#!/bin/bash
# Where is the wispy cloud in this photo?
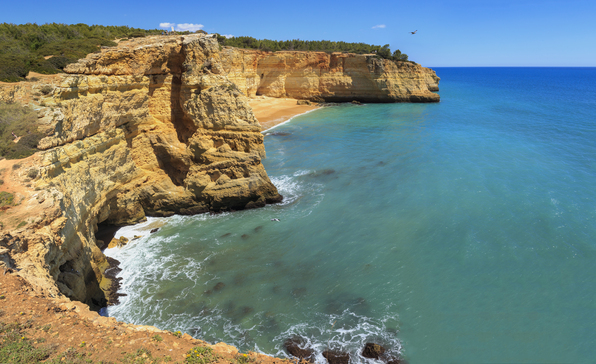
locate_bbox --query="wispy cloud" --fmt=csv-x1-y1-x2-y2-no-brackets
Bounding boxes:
372,24,386,29
159,23,205,32
221,34,234,38
176,23,204,32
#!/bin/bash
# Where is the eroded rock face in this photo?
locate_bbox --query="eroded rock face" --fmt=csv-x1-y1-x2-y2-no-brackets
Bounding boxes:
0,34,439,311
0,35,281,309
219,48,440,103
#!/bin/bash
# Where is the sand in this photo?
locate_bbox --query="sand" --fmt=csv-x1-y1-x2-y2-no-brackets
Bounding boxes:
249,96,320,131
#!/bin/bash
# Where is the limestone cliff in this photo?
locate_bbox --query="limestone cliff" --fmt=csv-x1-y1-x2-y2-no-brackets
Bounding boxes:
0,34,440,312
219,48,440,102
0,34,281,309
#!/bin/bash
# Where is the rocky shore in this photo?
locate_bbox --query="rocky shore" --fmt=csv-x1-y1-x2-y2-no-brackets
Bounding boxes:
0,33,438,362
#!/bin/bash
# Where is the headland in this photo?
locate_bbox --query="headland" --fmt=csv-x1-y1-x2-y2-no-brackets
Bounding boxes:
0,33,439,362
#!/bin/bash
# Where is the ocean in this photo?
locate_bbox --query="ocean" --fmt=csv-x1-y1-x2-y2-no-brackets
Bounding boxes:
106,67,596,363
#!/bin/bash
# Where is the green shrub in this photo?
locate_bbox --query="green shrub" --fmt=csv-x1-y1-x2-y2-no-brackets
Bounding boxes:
0,322,53,363
185,346,218,364
0,191,14,206
0,102,41,159
0,23,161,82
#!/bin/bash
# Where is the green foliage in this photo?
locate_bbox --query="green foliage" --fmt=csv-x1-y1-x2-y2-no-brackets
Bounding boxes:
185,346,218,364
217,35,412,62
0,191,14,206
0,101,42,159
234,353,256,364
120,347,160,364
0,322,52,363
0,23,162,82
16,221,27,228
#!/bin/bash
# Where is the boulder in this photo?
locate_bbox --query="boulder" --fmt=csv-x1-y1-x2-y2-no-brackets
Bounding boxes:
284,337,315,363
362,343,385,359
322,350,350,364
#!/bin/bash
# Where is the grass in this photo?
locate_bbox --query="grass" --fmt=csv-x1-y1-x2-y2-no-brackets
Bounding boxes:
1,312,243,364
0,102,43,160
0,191,14,207
0,322,52,363
185,346,219,364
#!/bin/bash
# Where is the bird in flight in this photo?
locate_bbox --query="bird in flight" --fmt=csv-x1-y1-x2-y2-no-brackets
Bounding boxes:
410,30,418,34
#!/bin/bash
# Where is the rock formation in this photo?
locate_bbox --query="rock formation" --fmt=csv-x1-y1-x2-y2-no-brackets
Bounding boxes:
0,34,282,309
220,48,440,102
0,34,439,313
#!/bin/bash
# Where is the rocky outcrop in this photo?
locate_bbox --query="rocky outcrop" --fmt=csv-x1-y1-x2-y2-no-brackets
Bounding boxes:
219,48,440,102
0,34,439,313
0,34,282,309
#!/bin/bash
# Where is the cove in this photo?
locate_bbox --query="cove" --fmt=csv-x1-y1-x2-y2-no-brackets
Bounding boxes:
106,68,596,364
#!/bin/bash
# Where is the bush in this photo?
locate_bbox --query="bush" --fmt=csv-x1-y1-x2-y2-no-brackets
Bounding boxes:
0,23,161,82
0,102,41,159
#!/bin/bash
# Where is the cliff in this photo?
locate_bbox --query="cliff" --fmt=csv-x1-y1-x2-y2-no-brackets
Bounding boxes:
0,34,282,309
0,34,439,314
220,48,440,102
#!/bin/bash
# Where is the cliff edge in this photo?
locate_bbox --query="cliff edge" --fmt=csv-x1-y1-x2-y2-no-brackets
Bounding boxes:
221,48,440,103
0,34,282,310
0,34,439,316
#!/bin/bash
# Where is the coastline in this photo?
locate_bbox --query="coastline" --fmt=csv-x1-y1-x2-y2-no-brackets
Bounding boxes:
249,96,320,131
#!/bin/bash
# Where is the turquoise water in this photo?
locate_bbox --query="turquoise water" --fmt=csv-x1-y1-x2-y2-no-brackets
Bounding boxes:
107,68,596,363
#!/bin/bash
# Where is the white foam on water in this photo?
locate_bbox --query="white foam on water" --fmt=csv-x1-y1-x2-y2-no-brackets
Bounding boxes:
105,228,210,322
270,175,303,205
262,108,321,133
271,311,402,364
293,170,312,177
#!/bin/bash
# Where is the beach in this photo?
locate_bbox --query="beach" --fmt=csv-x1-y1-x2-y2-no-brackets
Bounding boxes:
248,96,320,131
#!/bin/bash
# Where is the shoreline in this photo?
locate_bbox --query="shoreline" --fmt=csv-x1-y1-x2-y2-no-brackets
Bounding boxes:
248,96,321,131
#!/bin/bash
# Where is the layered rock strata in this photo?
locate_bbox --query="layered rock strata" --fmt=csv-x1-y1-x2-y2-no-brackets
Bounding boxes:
220,48,440,102
0,34,440,313
1,35,281,309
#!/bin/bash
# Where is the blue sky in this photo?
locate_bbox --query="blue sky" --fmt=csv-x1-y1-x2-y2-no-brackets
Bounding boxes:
2,0,595,66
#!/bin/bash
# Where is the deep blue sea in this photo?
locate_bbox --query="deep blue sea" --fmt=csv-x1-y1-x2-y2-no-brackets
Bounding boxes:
107,68,596,363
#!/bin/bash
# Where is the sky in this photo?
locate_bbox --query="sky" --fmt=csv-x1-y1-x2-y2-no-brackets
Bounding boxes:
2,0,595,67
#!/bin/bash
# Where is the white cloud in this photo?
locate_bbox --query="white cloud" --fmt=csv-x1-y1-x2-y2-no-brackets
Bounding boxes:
221,34,234,38
175,23,204,32
372,24,386,29
159,23,205,32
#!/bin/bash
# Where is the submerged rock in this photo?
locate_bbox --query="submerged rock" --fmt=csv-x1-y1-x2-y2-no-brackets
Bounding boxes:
149,228,159,234
213,282,226,291
309,169,336,178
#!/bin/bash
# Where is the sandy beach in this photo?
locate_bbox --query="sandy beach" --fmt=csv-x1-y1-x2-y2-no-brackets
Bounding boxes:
249,96,320,131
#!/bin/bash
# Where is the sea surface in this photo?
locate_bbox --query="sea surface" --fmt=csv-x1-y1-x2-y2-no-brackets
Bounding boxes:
106,68,596,363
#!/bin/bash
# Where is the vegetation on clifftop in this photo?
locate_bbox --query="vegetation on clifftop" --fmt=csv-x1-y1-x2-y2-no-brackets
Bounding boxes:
0,101,42,159
0,23,415,82
217,35,411,62
0,23,164,82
